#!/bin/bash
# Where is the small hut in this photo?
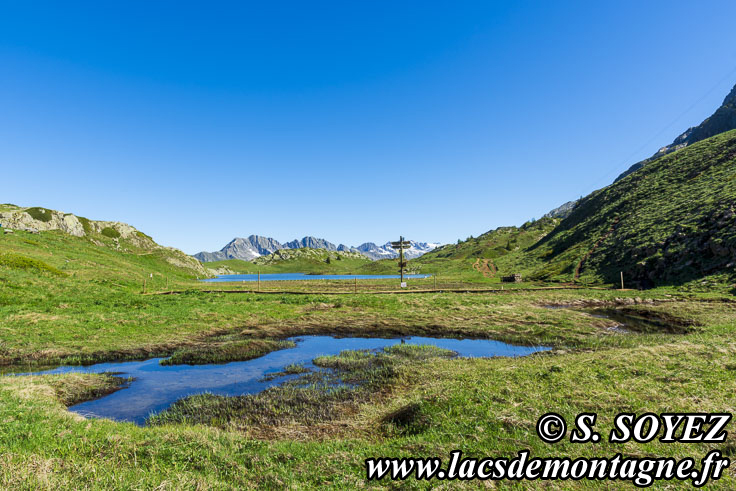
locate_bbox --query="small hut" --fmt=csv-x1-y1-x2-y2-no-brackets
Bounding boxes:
502,273,522,283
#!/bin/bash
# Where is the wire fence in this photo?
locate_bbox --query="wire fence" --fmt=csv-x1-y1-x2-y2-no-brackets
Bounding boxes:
148,276,589,295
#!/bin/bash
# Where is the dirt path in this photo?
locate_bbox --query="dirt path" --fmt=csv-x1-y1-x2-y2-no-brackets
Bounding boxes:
472,258,497,278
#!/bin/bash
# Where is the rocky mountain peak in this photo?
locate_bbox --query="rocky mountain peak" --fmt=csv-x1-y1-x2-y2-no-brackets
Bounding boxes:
284,236,337,251
722,83,736,107
195,237,442,262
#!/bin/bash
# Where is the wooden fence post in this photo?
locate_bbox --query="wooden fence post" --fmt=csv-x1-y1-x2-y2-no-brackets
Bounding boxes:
620,271,624,290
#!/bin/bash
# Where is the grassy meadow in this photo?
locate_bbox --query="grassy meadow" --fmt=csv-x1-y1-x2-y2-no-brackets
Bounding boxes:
1,220,736,488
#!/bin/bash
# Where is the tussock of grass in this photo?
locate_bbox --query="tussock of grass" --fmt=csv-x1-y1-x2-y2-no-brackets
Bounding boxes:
39,373,129,406
260,363,311,382
161,338,295,365
380,402,430,435
148,344,455,430
25,207,53,222
100,227,121,239
0,252,65,276
77,216,92,234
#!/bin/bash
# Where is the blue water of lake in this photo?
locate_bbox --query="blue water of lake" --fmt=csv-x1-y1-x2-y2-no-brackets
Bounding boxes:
20,335,549,425
202,273,431,282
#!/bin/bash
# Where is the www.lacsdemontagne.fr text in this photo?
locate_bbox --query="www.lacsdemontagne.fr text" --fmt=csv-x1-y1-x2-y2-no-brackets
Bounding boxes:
365,449,729,487
366,412,732,487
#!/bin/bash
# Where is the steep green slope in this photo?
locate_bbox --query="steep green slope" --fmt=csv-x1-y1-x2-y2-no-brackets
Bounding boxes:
519,129,736,287
420,217,560,262
208,248,373,274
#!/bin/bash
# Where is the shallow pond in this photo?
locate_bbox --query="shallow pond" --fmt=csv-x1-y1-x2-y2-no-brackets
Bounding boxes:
202,273,431,282
540,305,688,334
22,335,549,425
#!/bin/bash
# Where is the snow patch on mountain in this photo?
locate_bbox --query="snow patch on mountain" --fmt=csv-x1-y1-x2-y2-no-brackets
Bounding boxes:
194,236,442,262
350,241,442,260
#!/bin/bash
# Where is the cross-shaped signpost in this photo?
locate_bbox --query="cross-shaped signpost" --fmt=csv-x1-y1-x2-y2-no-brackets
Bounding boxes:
390,236,412,287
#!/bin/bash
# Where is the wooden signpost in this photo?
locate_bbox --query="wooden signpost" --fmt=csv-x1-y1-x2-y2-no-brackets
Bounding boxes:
391,236,411,287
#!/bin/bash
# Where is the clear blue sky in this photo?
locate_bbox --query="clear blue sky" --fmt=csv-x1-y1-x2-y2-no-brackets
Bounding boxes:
3,1,736,254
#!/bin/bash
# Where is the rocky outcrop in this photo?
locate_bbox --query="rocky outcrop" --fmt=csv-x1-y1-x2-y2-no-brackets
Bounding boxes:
0,207,86,236
0,205,209,277
206,265,236,275
0,207,144,243
163,251,210,276
284,236,337,251
194,235,284,262
337,244,360,253
543,200,578,220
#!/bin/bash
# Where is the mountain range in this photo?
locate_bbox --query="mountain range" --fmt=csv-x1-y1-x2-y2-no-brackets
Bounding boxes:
193,236,441,262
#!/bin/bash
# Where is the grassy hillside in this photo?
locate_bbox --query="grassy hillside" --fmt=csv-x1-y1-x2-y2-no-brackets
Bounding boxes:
0,205,207,279
3,208,736,488
350,218,562,282
0,224,206,290
422,130,736,289
411,218,560,279
0,206,233,364
207,248,373,274
513,130,736,287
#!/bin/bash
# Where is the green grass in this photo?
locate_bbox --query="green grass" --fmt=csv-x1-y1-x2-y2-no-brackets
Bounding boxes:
0,228,724,367
161,338,296,365
1,200,736,487
24,207,53,222
77,216,93,235
100,227,121,239
399,131,736,290
1,301,734,488
148,344,456,431
352,217,563,283
207,248,373,274
511,130,736,287
0,252,65,276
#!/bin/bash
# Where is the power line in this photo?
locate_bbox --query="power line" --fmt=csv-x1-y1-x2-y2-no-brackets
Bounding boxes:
578,65,736,196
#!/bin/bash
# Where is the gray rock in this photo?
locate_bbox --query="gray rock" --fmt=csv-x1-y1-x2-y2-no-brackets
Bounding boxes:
194,235,283,262
284,236,337,251
542,200,578,220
